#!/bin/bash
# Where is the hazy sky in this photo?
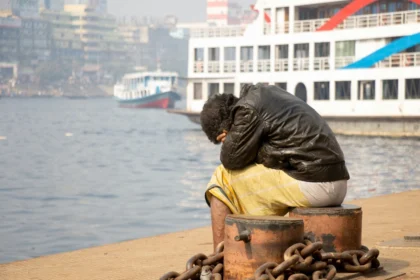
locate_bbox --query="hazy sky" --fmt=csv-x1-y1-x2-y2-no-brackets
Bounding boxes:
108,0,256,22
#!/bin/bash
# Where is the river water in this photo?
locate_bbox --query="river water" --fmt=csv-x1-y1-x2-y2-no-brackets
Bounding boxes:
0,98,419,264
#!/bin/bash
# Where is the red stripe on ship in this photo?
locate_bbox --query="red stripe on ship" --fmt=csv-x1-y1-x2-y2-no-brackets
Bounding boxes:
207,2,228,8
318,0,420,31
119,98,170,109
207,14,228,20
250,4,271,23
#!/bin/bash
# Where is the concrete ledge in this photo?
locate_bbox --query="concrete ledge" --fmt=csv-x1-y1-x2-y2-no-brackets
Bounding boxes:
324,116,420,138
1,190,420,280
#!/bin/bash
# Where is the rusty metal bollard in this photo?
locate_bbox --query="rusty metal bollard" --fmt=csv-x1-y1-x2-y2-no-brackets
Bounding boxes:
289,204,362,253
224,215,304,280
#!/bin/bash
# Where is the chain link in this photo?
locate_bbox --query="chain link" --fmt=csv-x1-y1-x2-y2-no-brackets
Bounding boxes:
160,239,380,280
159,241,225,280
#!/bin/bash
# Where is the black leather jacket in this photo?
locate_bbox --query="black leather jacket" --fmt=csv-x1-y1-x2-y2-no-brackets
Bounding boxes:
220,84,350,183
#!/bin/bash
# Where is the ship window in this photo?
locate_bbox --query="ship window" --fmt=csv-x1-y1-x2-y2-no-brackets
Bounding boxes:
208,83,219,98
406,44,420,53
224,83,234,95
358,80,376,100
193,83,203,100
275,83,287,91
224,47,236,61
409,3,418,10
194,48,204,61
315,42,330,57
294,44,309,58
335,81,351,100
208,48,220,61
240,46,253,61
383,80,398,100
371,4,378,14
380,3,387,13
388,2,396,12
314,82,330,100
405,79,420,99
275,45,288,59
335,41,355,57
258,46,270,60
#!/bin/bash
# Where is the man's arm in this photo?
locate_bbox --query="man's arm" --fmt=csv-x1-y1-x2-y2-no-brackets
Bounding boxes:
220,105,264,170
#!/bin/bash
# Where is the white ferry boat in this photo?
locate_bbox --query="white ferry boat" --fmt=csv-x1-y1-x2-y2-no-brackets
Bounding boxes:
114,71,181,109
170,0,420,137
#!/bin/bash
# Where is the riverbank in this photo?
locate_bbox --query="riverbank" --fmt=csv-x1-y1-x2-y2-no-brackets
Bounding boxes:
1,190,420,280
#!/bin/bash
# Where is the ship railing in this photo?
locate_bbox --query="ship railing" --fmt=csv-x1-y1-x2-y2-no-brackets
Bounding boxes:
190,25,246,38
275,22,289,34
223,61,236,73
293,9,420,33
208,61,220,73
335,56,355,69
264,22,289,34
314,57,330,71
338,9,420,29
294,19,328,33
375,52,420,68
194,61,204,73
264,23,270,35
240,60,253,72
293,58,309,71
257,60,271,72
274,59,289,72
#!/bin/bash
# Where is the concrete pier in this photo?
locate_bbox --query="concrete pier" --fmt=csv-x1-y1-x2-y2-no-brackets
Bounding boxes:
1,190,420,280
167,110,420,137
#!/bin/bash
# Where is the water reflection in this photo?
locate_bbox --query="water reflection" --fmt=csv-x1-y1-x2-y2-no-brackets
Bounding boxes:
340,136,420,200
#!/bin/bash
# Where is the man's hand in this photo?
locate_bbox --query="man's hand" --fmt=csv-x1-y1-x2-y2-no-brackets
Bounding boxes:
216,130,228,143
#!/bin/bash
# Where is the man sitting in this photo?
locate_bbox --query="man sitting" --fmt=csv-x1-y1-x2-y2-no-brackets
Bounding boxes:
200,83,350,250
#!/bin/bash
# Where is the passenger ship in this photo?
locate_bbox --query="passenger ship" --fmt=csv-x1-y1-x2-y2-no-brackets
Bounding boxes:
113,71,181,109
171,0,420,137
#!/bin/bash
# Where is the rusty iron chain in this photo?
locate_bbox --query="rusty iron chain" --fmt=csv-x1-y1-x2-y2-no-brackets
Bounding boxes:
160,239,380,280
255,239,380,280
159,241,225,280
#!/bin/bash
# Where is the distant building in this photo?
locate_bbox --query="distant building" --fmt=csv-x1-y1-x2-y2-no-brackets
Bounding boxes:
116,19,188,77
40,0,65,11
0,15,21,63
41,8,83,62
19,17,52,63
65,0,106,13
207,0,256,26
12,0,40,18
0,0,52,79
66,4,117,63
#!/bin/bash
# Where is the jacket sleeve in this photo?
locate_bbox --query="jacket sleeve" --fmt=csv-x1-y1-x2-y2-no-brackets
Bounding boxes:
220,105,264,170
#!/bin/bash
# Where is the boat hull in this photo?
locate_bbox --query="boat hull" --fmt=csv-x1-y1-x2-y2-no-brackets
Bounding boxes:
116,91,181,109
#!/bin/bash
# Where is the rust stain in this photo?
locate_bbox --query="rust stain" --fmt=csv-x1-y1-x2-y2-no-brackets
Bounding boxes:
224,215,304,279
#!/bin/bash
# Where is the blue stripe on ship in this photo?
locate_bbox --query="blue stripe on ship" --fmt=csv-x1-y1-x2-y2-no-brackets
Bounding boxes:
342,32,420,69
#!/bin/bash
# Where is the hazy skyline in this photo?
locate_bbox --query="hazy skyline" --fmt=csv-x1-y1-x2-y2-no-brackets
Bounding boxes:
108,0,256,22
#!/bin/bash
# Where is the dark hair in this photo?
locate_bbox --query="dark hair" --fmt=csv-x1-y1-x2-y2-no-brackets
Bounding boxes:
200,93,239,144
